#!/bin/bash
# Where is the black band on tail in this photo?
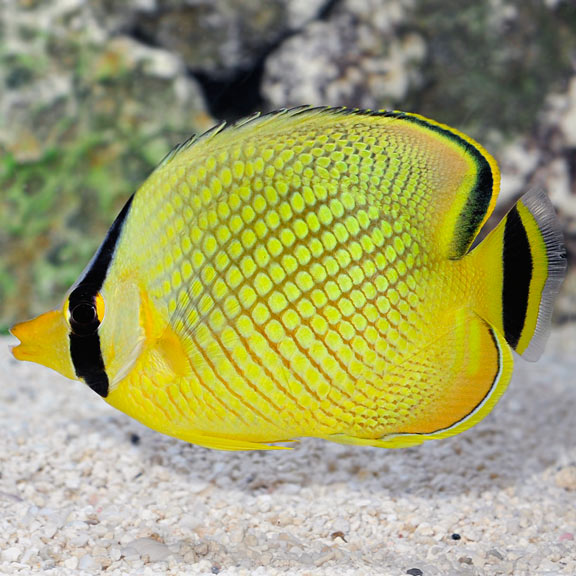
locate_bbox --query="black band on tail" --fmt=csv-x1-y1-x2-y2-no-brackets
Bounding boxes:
502,206,532,349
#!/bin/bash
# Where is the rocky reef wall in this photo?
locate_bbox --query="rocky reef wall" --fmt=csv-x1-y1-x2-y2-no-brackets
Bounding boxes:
1,0,575,326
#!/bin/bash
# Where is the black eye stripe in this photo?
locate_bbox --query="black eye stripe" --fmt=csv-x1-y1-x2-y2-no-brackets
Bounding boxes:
68,289,108,394
69,333,109,397
68,284,101,336
68,193,135,397
75,194,134,290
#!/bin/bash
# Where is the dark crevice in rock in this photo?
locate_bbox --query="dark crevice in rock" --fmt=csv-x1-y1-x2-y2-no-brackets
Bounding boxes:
124,13,267,121
193,62,266,122
190,5,337,122
317,0,343,21
125,2,338,122
128,17,161,49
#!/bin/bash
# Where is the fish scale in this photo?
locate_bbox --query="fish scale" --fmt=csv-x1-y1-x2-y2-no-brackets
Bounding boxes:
181,136,440,428
11,107,566,450
114,121,438,440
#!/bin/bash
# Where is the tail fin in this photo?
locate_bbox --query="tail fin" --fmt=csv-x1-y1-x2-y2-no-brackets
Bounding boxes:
470,189,566,361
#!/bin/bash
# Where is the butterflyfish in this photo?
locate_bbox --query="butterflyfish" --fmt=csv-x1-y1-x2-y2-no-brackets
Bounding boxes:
11,107,567,450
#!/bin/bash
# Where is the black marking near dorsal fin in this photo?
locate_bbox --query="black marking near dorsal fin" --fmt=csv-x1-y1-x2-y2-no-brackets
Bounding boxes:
381,112,495,259
69,193,135,397
74,194,135,291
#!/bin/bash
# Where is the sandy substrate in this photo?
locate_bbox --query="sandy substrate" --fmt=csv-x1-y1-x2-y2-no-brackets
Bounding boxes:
0,325,575,576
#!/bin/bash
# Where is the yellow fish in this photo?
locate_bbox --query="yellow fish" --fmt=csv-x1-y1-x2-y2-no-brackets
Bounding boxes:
11,107,566,450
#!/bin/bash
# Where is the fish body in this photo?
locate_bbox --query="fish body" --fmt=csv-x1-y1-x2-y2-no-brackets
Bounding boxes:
11,107,566,450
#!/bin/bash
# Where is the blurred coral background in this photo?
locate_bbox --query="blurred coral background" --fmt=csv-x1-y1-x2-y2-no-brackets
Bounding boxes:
1,0,575,329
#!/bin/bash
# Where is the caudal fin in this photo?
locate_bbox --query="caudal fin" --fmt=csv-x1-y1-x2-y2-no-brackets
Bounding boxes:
471,189,566,360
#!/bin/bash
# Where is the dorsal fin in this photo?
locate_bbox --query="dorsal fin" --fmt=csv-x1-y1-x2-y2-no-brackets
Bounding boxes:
380,111,500,258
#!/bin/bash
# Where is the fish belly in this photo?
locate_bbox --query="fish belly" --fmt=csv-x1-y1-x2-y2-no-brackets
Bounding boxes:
106,260,485,448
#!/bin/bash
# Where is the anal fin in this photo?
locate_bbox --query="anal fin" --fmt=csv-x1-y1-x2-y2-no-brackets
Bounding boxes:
173,431,294,451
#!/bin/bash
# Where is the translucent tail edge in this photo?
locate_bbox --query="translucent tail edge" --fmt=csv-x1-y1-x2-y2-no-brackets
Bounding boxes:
514,189,567,360
474,189,566,361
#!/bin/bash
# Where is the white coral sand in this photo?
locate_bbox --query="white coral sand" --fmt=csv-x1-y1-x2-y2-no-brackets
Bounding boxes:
0,325,575,575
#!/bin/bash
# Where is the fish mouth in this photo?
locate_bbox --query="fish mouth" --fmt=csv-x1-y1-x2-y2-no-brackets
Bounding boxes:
10,321,32,361
9,311,77,380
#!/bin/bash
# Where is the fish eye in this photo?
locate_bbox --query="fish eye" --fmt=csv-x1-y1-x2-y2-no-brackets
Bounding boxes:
71,303,97,325
69,301,100,336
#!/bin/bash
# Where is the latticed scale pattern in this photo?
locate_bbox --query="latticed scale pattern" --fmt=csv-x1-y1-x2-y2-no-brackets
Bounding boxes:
10,107,565,450
107,110,489,445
